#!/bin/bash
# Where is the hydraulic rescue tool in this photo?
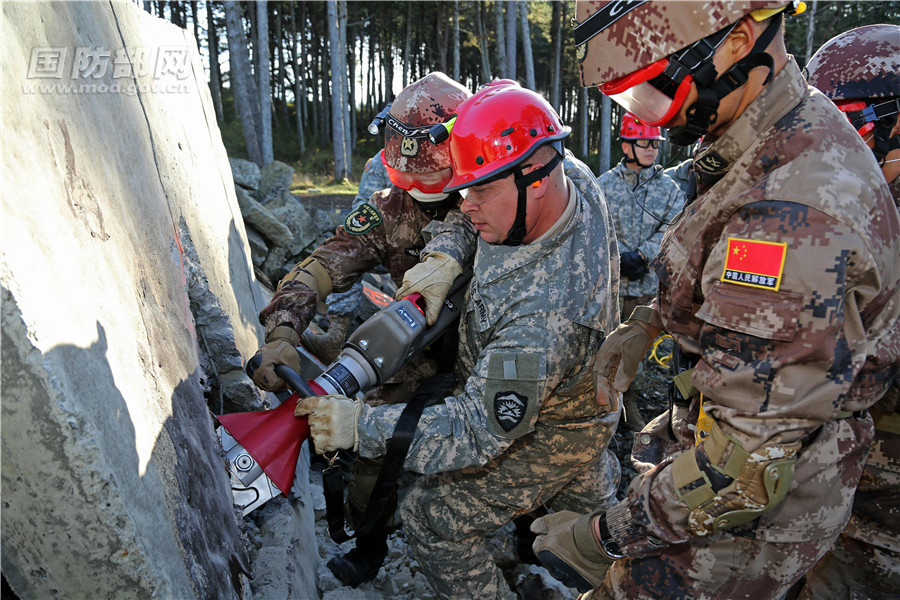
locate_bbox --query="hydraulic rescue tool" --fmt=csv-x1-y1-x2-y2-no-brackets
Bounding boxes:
217,273,470,516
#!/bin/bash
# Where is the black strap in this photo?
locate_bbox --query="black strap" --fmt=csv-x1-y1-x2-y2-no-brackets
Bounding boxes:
323,371,458,543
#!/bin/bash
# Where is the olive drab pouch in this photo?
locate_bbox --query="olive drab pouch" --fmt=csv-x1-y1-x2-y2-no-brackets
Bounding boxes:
483,352,545,439
672,416,800,537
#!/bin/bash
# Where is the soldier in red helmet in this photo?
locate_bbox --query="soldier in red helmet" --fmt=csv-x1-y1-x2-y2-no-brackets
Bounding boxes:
297,81,622,599
251,72,477,587
599,112,683,430
532,2,900,599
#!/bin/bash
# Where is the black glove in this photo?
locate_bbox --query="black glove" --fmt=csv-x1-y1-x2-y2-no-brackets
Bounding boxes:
619,250,649,281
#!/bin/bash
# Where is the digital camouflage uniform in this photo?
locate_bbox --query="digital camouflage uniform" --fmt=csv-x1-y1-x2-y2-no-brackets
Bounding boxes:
325,149,393,318
598,160,683,299
798,170,900,600
664,158,693,200
586,58,900,600
356,161,622,600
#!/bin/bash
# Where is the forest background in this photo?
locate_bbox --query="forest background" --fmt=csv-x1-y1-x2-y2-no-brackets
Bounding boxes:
144,0,899,192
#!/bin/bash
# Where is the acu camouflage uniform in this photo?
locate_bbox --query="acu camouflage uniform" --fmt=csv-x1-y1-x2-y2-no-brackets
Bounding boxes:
664,158,693,201
587,58,900,600
356,159,621,600
598,160,683,299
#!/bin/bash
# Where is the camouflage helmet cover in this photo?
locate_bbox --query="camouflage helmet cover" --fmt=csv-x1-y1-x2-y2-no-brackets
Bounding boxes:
574,1,791,86
805,24,900,102
382,72,472,174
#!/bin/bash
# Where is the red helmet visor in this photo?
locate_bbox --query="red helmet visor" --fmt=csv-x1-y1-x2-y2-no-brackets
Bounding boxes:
600,58,693,127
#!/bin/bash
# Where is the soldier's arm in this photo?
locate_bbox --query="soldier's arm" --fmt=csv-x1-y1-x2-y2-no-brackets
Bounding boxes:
420,207,478,268
356,316,585,474
259,194,392,337
603,200,893,556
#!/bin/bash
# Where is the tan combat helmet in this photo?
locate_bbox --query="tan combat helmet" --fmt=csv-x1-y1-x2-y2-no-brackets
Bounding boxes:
574,1,805,144
380,72,471,202
806,24,900,166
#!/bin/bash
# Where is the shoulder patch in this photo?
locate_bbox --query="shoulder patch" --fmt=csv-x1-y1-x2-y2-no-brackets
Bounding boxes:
344,203,383,235
721,237,787,291
493,391,528,432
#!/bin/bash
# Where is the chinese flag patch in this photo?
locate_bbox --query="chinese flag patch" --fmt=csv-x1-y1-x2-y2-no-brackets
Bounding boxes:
721,237,787,291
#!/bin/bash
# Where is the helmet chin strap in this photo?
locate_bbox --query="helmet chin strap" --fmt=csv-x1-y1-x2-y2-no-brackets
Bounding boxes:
502,151,562,247
669,14,783,146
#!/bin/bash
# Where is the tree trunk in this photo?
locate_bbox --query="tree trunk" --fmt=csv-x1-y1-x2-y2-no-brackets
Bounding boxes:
275,4,290,128
190,1,199,46
505,0,517,80
223,1,262,164
339,0,352,159
327,0,348,181
403,15,411,89
475,1,491,82
599,95,611,174
452,0,460,81
291,1,306,155
381,4,394,102
494,1,507,79
550,0,562,109
436,2,448,74
804,0,819,64
207,0,224,121
255,1,273,165
519,1,535,90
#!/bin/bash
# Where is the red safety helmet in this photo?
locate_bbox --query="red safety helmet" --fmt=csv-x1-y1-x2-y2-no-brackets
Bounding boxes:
444,83,571,192
620,113,665,140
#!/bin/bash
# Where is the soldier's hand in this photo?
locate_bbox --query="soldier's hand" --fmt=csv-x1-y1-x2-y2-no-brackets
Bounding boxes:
295,394,363,453
531,511,614,593
395,251,463,326
595,308,662,394
619,250,649,281
251,326,303,392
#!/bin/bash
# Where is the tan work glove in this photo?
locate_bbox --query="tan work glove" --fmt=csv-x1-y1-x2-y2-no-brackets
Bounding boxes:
395,251,463,326
595,306,663,394
295,394,364,453
531,510,616,593
251,326,303,393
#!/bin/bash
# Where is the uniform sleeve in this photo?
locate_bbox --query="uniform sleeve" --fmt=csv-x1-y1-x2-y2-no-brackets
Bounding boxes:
258,197,393,336
420,208,478,268
605,200,895,555
356,317,578,474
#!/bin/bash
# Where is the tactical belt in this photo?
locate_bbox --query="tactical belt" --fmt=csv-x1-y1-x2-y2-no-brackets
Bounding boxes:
322,372,457,543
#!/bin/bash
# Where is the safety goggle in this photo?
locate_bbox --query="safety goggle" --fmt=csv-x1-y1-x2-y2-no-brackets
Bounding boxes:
383,161,453,194
600,58,694,126
631,139,661,149
835,99,900,138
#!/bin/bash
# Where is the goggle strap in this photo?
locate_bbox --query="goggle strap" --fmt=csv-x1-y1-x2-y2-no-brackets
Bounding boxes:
850,98,900,128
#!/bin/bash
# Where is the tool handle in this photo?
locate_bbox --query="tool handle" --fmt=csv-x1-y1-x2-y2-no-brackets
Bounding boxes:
245,354,317,398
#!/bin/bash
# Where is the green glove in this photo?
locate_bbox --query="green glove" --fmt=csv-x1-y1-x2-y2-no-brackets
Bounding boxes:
595,306,663,393
395,251,463,326
295,394,364,452
531,510,617,593
251,326,302,392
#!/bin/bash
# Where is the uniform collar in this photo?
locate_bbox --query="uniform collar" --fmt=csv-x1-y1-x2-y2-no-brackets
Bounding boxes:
693,57,808,182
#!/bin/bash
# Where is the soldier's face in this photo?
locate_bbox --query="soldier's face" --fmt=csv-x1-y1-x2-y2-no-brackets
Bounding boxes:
460,175,518,244
623,141,659,167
